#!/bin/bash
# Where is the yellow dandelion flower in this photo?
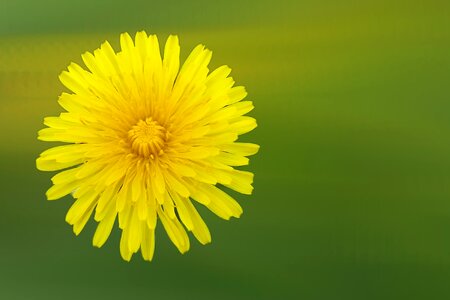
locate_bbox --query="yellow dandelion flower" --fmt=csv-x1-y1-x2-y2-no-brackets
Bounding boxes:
36,31,259,261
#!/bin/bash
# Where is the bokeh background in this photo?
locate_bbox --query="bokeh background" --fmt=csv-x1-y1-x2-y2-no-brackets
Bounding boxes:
1,0,450,299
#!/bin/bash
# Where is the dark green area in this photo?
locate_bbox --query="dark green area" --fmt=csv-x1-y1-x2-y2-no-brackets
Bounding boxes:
1,0,450,299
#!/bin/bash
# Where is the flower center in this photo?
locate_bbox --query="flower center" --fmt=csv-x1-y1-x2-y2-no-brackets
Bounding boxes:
128,117,166,158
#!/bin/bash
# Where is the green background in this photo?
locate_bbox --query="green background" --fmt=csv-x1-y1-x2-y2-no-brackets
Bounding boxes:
1,0,450,299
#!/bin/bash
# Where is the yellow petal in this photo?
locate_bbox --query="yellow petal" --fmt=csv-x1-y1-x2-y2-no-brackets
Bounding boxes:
168,161,196,178
170,192,193,230
46,180,81,200
81,51,105,78
120,228,133,262
158,207,189,253
44,116,78,129
183,199,211,244
59,69,90,96
215,152,249,167
227,86,247,105
120,32,143,80
170,44,211,107
73,201,96,236
118,201,132,229
134,31,148,61
98,41,121,76
37,156,84,172
50,167,81,185
220,143,260,156
57,93,91,116
206,65,232,87
146,202,157,230
163,192,176,219
141,225,155,261
131,173,142,202
95,182,120,221
162,35,180,91
153,165,166,195
39,144,88,162
93,199,117,247
144,34,162,91
116,173,133,212
165,172,190,198
128,206,142,253
66,188,98,225
200,184,243,219
229,116,257,135
224,170,254,195
185,179,210,205
137,187,148,221
173,146,220,160
230,100,254,117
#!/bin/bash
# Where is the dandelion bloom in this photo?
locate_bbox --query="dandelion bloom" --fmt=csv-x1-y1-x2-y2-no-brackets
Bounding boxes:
36,31,259,261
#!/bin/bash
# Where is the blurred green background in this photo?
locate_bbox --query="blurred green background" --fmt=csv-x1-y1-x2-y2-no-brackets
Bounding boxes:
1,0,450,299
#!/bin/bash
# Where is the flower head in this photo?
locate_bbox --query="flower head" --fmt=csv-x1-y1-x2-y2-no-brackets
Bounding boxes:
36,31,259,261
